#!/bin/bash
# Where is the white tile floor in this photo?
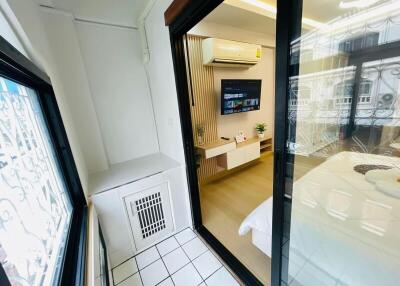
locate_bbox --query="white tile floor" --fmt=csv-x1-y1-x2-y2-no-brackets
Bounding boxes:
111,228,240,286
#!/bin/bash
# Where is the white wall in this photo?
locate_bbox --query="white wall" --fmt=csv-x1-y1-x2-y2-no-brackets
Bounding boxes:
145,0,186,165
1,0,163,195
188,21,276,140
40,8,109,174
214,47,275,139
0,10,27,57
144,0,192,230
1,0,91,192
75,21,159,165
51,0,148,28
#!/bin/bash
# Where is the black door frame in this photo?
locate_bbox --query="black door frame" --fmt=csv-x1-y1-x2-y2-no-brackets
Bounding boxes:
169,1,264,285
167,0,302,285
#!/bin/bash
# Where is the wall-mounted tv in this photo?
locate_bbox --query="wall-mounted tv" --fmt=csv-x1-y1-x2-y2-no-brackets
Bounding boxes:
221,79,261,115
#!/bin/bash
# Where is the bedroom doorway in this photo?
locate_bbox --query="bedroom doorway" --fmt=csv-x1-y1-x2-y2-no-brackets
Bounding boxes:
275,0,400,285
181,2,276,285
168,0,400,285
183,5,277,284
167,0,276,285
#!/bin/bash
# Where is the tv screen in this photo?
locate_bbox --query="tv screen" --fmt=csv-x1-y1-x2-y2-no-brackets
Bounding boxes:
221,79,261,115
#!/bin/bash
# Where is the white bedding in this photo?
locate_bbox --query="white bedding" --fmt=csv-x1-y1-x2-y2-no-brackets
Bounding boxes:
239,197,273,257
239,151,400,285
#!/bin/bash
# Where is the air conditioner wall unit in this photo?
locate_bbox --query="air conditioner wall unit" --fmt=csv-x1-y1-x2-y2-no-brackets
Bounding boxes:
202,38,262,68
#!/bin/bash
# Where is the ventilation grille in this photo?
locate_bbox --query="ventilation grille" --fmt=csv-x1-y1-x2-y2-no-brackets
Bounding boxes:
124,182,174,250
133,192,166,239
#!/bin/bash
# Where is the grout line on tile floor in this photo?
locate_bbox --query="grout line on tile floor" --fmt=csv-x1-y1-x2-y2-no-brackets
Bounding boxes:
138,269,144,286
205,265,224,281
113,272,135,286
155,276,172,286
137,255,160,272
182,243,208,261
180,234,198,246
111,227,193,271
156,236,181,258
190,261,206,285
111,255,135,271
155,245,175,286
112,258,140,286
111,227,240,286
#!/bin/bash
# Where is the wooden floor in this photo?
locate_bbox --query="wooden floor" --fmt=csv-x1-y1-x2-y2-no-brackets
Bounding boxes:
200,152,274,285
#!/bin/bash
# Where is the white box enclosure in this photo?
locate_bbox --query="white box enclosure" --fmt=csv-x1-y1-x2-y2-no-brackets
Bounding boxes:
90,158,191,268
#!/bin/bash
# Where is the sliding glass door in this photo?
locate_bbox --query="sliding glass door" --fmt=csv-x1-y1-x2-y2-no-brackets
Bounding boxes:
276,0,400,285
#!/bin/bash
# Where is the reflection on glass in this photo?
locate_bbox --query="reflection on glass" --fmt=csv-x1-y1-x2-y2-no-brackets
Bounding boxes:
0,77,73,285
284,1,400,285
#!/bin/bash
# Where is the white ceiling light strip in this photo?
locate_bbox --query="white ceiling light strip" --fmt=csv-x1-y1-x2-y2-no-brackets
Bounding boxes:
235,0,325,29
339,0,380,9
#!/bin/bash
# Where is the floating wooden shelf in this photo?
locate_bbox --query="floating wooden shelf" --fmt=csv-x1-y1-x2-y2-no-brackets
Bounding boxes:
195,139,236,159
259,137,273,152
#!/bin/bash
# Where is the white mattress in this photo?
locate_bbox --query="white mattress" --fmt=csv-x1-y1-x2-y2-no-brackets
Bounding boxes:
239,151,400,285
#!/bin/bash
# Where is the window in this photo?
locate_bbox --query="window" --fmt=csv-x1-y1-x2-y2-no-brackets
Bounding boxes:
0,77,73,285
0,35,86,286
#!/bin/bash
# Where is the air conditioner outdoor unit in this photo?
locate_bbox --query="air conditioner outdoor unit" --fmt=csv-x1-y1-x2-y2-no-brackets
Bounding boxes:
202,38,262,67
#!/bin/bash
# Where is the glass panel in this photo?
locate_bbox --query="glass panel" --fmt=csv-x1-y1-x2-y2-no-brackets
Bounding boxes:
283,1,400,285
185,19,275,283
0,77,73,285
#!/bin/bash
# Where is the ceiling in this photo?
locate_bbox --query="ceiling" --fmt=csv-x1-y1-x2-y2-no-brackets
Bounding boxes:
201,0,357,36
36,0,149,27
258,0,346,23
202,3,276,35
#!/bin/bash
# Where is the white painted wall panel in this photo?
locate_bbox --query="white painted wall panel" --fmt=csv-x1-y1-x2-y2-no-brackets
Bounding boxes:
41,9,109,174
1,0,93,192
51,0,147,28
0,10,27,56
75,22,159,165
145,0,186,165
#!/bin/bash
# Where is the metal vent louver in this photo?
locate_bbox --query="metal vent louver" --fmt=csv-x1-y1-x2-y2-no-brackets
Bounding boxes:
123,182,174,250
134,192,166,239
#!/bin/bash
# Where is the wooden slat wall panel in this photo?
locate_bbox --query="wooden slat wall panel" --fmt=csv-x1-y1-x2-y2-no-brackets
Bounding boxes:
186,35,219,182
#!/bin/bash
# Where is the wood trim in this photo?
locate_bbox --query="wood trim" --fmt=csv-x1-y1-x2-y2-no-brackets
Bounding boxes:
164,0,191,26
186,35,219,182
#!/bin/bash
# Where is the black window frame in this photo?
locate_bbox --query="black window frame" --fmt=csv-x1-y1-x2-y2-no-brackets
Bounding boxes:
0,35,87,286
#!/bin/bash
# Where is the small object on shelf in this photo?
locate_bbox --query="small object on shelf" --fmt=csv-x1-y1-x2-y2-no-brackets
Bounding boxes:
235,130,246,143
255,123,267,139
196,124,205,146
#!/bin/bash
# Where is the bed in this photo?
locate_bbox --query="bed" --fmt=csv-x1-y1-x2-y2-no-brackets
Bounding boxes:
239,151,400,285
